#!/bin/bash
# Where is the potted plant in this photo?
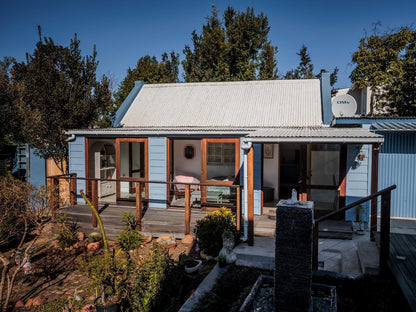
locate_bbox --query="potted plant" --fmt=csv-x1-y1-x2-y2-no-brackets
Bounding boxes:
354,205,366,235
184,258,202,274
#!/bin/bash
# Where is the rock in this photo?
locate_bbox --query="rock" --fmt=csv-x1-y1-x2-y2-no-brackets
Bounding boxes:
155,235,172,243
24,299,33,307
142,235,152,244
14,300,24,308
87,241,102,251
181,235,194,247
77,232,86,241
156,236,176,248
32,295,46,306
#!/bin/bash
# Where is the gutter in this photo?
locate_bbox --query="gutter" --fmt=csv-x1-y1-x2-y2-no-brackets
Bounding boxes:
240,141,252,242
66,134,76,142
244,137,384,144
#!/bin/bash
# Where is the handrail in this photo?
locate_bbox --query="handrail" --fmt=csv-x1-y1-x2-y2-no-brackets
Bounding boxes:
315,184,396,223
47,173,242,188
312,184,396,275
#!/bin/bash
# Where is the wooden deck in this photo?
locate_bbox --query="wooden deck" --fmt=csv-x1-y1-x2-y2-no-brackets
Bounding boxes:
59,204,208,240
388,233,416,311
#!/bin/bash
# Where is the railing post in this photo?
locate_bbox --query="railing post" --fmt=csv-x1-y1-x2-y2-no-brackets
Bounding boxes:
370,144,379,241
236,186,241,231
70,173,77,205
379,190,391,276
136,182,142,231
91,179,98,228
185,184,191,235
50,178,59,221
312,222,319,270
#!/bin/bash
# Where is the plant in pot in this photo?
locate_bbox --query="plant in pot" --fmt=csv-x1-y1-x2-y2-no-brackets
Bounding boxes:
217,254,227,268
354,205,366,235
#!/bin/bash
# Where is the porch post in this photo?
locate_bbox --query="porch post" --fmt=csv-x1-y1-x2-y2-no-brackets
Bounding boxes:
136,182,142,231
370,143,379,241
247,146,254,246
185,184,191,235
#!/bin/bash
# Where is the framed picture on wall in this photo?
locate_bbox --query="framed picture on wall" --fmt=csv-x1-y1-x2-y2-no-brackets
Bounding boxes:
264,144,274,159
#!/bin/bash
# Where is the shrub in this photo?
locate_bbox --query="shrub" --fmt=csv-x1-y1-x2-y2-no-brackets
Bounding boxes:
116,229,143,252
127,243,171,312
116,211,143,251
194,207,240,256
56,214,79,248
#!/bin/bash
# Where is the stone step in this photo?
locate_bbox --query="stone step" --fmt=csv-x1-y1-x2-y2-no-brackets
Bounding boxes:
234,237,275,271
341,249,362,275
319,220,353,240
357,240,379,275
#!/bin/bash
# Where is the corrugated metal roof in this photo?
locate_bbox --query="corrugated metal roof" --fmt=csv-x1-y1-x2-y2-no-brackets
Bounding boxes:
245,127,384,143
371,122,416,132
120,80,323,128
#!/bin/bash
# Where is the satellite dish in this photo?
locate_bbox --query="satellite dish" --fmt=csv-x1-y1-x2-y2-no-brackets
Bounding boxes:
332,94,357,117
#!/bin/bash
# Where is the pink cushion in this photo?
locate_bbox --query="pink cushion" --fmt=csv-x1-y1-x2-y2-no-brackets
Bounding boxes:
174,175,200,191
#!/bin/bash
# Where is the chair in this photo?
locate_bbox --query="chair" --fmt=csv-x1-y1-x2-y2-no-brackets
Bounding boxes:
173,175,200,199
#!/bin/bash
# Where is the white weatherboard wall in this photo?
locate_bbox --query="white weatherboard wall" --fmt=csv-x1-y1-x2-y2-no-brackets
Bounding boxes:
68,136,86,203
345,144,371,223
148,137,167,208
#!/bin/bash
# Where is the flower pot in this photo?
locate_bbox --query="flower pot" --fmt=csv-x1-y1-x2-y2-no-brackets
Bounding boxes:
95,302,120,312
185,259,202,274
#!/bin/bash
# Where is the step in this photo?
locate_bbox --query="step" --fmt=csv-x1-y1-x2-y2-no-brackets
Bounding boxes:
341,249,362,275
234,237,275,271
357,241,379,275
319,220,353,240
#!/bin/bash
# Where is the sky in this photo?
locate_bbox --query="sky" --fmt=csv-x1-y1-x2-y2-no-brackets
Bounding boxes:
1,0,416,90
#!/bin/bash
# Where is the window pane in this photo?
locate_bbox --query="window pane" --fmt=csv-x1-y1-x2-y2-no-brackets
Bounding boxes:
310,144,340,186
206,142,235,181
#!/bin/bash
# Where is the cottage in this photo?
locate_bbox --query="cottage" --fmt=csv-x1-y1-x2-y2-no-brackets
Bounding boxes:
66,73,383,243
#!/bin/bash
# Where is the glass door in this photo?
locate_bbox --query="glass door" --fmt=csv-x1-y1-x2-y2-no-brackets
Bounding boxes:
115,138,148,200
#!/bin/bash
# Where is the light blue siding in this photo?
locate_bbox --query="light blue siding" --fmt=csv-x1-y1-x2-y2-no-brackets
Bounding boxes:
378,132,416,218
29,149,46,188
345,144,371,222
68,136,86,203
148,137,167,208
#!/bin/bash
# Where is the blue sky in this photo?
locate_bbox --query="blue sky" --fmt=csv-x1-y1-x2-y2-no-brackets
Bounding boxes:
1,0,415,89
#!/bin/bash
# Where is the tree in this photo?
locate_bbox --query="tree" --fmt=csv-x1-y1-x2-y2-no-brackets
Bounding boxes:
113,51,179,111
285,45,314,79
350,26,416,115
11,27,112,173
0,57,16,149
182,5,278,82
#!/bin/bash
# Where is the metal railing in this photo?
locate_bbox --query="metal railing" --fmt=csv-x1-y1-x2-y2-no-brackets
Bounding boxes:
47,173,242,236
312,184,396,275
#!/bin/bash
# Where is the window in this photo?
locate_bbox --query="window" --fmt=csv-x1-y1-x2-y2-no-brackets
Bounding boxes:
207,143,235,165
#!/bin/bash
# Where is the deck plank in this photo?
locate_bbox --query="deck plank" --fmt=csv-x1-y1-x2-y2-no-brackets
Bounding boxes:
387,233,416,311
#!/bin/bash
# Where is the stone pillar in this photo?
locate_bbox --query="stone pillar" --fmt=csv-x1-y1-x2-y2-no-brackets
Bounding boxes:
274,200,314,312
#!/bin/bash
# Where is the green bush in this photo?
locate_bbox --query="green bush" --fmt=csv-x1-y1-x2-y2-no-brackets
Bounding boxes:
116,211,143,251
56,214,79,248
117,229,143,251
194,207,240,256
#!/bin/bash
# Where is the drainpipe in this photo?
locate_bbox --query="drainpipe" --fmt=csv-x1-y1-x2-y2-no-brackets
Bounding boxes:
66,134,76,142
241,141,252,242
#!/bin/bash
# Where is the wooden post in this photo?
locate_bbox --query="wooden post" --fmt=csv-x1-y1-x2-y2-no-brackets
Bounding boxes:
312,223,319,270
91,179,98,228
247,147,254,246
50,178,59,221
70,173,77,205
379,190,391,276
236,186,241,231
370,144,379,241
136,182,142,230
185,184,191,235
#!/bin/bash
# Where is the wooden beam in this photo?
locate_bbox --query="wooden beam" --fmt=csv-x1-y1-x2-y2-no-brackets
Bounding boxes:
185,184,191,235
371,144,379,241
136,182,142,230
70,173,77,205
338,144,347,209
91,179,98,228
247,147,254,246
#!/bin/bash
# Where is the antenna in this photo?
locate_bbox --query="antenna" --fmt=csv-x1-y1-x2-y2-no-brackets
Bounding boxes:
332,94,357,117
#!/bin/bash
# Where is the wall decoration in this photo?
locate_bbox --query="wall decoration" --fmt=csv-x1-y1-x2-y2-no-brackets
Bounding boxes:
264,144,274,159
184,145,195,159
